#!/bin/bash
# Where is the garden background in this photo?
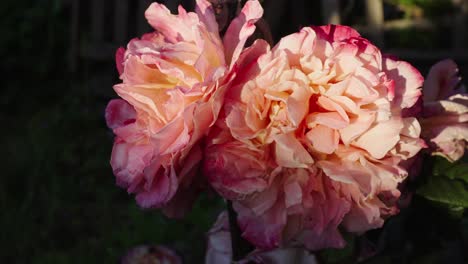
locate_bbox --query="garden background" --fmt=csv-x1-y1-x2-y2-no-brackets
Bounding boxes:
2,0,468,263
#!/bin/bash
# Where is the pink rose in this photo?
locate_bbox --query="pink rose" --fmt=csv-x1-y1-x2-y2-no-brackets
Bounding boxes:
204,25,424,249
233,168,351,250
204,125,274,200
205,211,318,264
205,212,233,264
106,0,263,215
121,244,182,264
421,59,468,162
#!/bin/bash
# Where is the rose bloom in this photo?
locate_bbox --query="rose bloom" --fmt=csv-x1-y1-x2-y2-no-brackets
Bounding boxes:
106,0,263,216
421,59,468,162
121,245,182,264
204,25,425,249
205,211,318,264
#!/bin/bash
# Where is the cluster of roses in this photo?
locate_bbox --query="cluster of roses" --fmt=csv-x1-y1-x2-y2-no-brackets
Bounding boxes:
106,0,467,262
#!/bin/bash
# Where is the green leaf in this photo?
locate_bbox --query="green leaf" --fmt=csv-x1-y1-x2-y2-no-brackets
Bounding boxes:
432,157,454,177
445,163,468,184
417,177,468,208
432,156,468,182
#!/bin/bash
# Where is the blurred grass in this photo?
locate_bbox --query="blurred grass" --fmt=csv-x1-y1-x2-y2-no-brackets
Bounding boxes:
0,1,224,262
1,77,224,263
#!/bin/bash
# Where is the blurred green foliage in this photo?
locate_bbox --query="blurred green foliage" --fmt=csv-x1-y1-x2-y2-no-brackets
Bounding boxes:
382,0,457,49
385,28,440,49
417,156,468,213
387,0,456,17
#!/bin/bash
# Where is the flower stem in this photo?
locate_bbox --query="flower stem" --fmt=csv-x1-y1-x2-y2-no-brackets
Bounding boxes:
227,200,254,262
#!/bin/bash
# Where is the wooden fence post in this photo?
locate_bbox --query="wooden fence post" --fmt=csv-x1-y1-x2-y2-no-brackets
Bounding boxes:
321,0,341,24
365,0,384,48
114,0,129,44
69,0,79,73
91,0,105,44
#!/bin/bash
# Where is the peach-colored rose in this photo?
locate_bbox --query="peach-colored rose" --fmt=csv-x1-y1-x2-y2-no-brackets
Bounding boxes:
204,125,274,200
421,59,468,162
204,25,424,249
106,0,263,215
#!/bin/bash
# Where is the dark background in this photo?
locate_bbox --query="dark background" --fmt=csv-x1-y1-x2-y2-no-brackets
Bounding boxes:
1,0,467,263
